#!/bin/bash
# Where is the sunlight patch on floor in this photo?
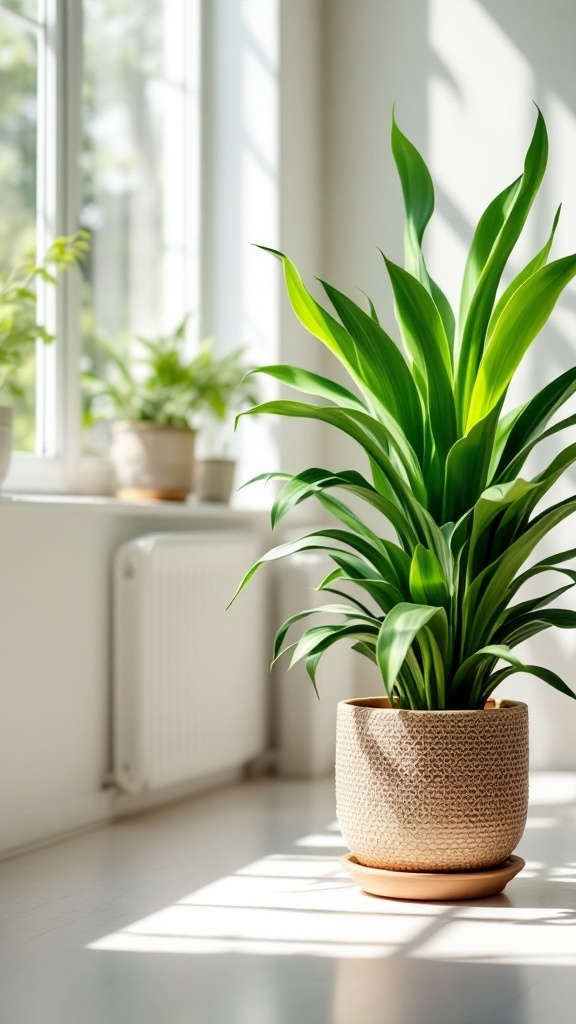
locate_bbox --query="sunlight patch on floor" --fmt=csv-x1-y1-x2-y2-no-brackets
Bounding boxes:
87,823,576,964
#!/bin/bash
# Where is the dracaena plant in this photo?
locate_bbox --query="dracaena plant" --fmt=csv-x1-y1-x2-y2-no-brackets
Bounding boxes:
231,108,576,710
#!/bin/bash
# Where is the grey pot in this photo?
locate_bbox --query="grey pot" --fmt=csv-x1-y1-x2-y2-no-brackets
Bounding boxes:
195,458,236,504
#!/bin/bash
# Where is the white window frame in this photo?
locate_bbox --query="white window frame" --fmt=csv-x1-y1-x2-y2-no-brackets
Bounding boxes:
4,0,201,495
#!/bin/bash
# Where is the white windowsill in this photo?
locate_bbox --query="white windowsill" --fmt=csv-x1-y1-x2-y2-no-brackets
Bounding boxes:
0,492,271,523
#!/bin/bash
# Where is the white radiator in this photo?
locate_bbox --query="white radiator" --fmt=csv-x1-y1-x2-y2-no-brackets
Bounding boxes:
113,532,267,793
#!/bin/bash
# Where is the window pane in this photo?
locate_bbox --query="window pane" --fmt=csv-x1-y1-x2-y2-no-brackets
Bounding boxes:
0,8,37,451
1,1,40,22
80,0,195,453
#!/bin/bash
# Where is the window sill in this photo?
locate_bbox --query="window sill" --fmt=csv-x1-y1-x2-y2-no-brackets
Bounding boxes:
0,492,271,524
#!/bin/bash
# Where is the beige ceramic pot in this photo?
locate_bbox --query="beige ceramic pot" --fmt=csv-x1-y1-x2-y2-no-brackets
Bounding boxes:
0,405,13,489
111,421,196,501
195,457,236,503
336,696,529,872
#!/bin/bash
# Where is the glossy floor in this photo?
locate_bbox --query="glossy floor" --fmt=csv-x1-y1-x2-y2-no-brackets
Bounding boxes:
1,773,576,1024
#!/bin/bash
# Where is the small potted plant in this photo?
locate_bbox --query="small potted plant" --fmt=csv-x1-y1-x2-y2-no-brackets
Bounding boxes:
0,232,89,486
84,316,201,500
193,345,259,504
83,323,257,502
231,108,576,900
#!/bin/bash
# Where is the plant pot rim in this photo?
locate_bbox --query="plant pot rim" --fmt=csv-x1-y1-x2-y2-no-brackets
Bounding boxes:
0,404,13,425
341,696,527,714
113,420,196,435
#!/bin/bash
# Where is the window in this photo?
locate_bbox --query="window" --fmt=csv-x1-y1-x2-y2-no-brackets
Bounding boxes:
2,0,200,492
80,0,199,457
2,0,280,499
0,1,45,453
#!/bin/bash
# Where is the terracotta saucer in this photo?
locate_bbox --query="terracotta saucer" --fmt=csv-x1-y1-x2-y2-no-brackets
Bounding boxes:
340,852,525,901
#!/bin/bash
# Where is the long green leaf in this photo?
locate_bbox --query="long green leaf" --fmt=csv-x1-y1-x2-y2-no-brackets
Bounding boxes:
484,661,576,703
228,532,382,608
320,279,425,457
453,644,576,705
458,178,521,333
494,366,576,479
495,413,576,484
463,495,576,654
383,256,457,465
457,110,548,425
486,204,561,343
391,113,455,346
467,253,576,429
257,246,360,372
376,603,444,705
238,400,426,504
409,545,450,607
273,604,377,661
249,364,367,412
289,622,379,669
443,405,500,522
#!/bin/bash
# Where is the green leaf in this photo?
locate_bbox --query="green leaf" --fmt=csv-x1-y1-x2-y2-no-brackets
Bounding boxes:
320,279,425,457
257,246,362,376
467,477,538,582
391,113,433,248
409,545,450,607
273,603,375,661
485,661,576,703
458,178,521,333
443,405,500,523
467,253,576,429
289,622,380,670
228,531,381,608
238,400,427,508
494,366,576,479
496,412,576,485
376,603,444,704
383,256,452,377
512,546,576,593
383,256,457,465
452,644,576,705
486,204,561,343
249,364,366,412
390,113,455,347
463,494,576,655
457,110,548,426
361,291,380,323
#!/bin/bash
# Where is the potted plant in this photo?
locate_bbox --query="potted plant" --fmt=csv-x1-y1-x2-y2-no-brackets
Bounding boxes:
84,326,257,502
84,318,208,501
0,232,89,487
193,345,259,503
231,109,576,899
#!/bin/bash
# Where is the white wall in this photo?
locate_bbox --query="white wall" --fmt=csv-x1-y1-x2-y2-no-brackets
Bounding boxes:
322,0,576,765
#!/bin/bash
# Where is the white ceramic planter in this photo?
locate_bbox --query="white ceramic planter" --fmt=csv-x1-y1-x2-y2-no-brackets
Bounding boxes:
336,696,529,872
194,457,236,504
0,405,13,490
111,421,196,501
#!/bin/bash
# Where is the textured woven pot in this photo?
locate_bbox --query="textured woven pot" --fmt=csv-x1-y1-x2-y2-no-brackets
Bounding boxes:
336,697,529,872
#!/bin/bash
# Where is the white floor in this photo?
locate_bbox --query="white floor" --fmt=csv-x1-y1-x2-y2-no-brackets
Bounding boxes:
1,774,576,1024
